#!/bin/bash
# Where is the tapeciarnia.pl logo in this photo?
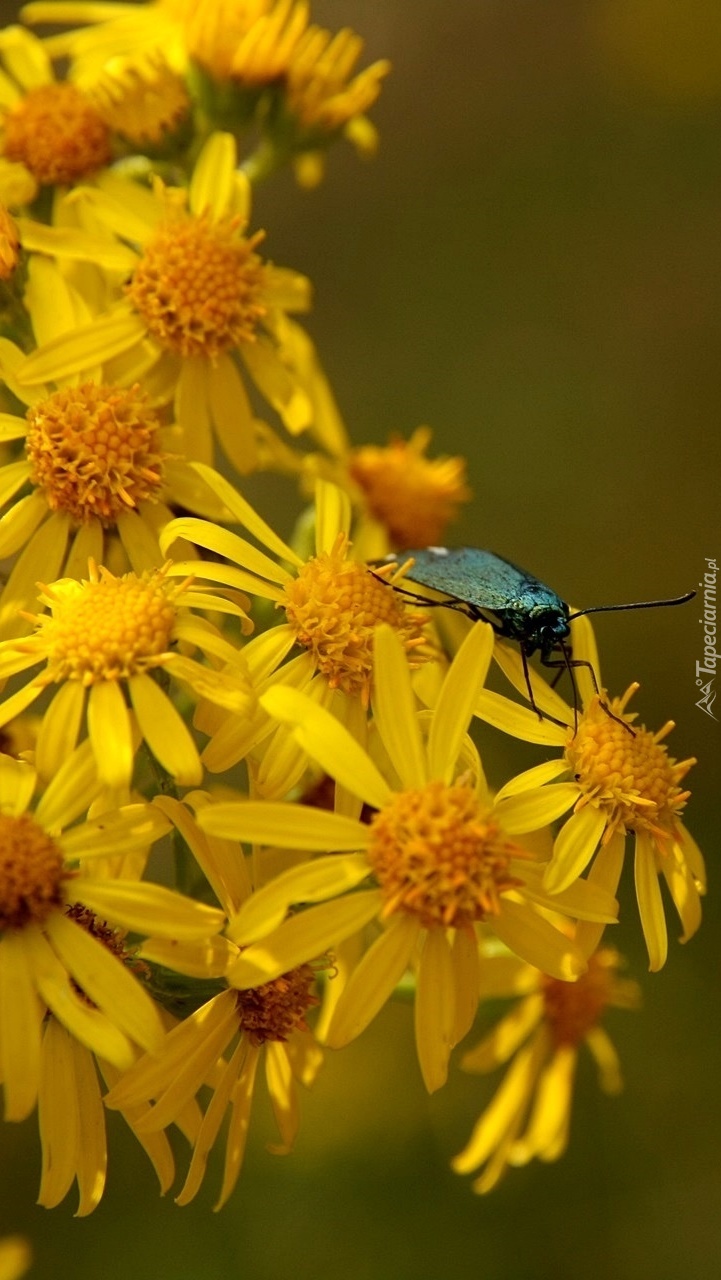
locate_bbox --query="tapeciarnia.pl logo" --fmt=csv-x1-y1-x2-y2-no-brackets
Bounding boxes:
696,556,718,720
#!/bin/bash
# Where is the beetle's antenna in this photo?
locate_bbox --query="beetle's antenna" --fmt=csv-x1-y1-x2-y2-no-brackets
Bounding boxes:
569,591,695,621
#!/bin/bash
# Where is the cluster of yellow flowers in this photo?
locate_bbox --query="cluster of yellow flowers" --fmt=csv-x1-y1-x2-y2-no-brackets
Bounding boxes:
0,0,704,1225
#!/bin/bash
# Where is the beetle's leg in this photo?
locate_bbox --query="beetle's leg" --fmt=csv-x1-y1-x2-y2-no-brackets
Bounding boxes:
541,644,635,737
520,645,573,731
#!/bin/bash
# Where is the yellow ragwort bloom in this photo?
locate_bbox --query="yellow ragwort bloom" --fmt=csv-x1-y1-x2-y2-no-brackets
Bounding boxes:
196,623,618,1094
0,26,110,192
346,427,473,555
280,23,391,188
453,941,640,1193
478,615,704,971
0,745,225,1124
104,792,324,1209
0,316,246,639
80,49,191,146
160,476,432,790
0,560,253,790
22,0,306,83
17,132,316,473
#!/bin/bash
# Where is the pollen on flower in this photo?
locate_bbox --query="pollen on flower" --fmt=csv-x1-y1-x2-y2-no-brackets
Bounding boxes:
235,963,319,1046
25,383,166,524
83,51,190,145
0,812,66,929
31,563,181,685
125,209,268,359
367,781,527,929
567,686,695,842
348,428,471,549
542,948,620,1047
0,202,20,279
1,83,111,186
279,532,430,702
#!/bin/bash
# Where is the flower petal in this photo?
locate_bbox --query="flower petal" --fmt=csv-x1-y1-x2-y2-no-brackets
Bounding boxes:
497,783,578,836
259,685,391,809
28,927,135,1070
315,478,351,553
45,912,165,1052
208,353,257,474
35,737,100,830
415,926,456,1093
325,913,421,1048
228,890,382,988
34,679,86,785
0,929,44,1120
495,758,569,802
372,624,427,788
544,803,608,893
226,853,371,944
128,672,202,786
428,622,494,783
72,878,226,941
87,680,133,790
189,131,236,219
18,306,146,386
634,831,668,972
494,899,585,981
199,800,369,853
189,461,302,566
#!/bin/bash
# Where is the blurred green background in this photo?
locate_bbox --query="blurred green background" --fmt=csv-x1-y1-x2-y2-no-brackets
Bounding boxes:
2,1,720,1277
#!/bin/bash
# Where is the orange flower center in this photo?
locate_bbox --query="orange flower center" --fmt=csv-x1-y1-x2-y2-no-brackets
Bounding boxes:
348,429,471,549
125,211,268,358
367,781,526,929
25,383,166,525
279,532,430,703
566,687,695,840
235,963,318,1045
2,83,111,186
32,564,180,684
0,812,66,929
542,948,618,1047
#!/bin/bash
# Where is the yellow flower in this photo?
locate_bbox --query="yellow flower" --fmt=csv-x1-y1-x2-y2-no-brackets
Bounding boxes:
453,942,640,1193
80,49,191,147
279,23,391,188
196,623,618,1093
16,132,316,471
160,476,432,785
0,318,244,639
0,745,225,1123
0,26,111,190
103,792,323,1209
346,427,472,556
183,0,310,85
0,560,253,790
482,616,704,971
22,0,307,84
